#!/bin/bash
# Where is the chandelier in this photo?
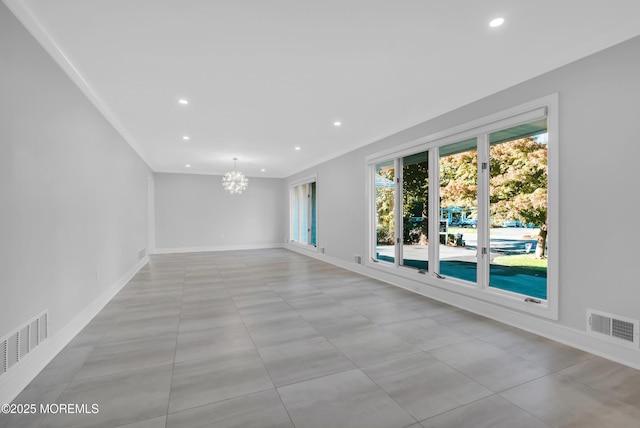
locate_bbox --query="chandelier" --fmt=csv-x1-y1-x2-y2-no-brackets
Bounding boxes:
221,157,249,194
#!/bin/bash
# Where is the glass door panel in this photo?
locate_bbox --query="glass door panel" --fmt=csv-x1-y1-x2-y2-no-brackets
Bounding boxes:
375,160,395,263
300,184,309,244
488,120,548,299
292,187,300,242
438,138,478,283
401,151,429,271
309,182,316,246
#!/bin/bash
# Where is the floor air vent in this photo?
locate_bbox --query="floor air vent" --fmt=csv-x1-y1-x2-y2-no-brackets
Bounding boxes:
0,311,48,378
587,309,639,348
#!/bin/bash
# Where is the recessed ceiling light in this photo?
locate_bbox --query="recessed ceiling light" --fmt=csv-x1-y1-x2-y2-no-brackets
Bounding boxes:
178,99,189,105
295,147,301,151
185,164,191,168
260,168,266,172
182,136,190,140
489,17,504,27
334,121,342,127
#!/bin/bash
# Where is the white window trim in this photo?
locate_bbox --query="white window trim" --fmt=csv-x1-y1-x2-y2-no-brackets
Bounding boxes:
289,175,318,251
366,94,559,319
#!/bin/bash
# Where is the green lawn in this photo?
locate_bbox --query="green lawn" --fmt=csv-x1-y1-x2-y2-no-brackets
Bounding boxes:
493,254,547,270
448,227,477,235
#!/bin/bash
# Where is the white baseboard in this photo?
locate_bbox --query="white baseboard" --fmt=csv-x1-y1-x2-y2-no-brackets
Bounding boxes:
0,256,150,405
152,243,283,254
284,244,640,370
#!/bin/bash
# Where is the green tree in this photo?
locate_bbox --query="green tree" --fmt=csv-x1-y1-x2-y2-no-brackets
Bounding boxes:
439,150,478,212
402,160,429,243
376,169,395,245
489,136,548,258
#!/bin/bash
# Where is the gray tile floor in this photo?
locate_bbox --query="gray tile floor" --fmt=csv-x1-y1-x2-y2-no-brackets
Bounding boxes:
3,249,640,428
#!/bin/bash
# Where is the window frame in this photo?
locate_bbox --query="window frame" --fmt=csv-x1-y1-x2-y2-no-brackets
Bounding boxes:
289,176,318,251
366,94,558,319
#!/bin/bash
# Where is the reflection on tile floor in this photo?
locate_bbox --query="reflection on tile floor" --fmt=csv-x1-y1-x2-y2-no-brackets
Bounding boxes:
3,249,640,428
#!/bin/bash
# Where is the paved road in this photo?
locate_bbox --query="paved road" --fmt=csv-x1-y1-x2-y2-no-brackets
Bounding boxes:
459,227,539,256
377,227,541,260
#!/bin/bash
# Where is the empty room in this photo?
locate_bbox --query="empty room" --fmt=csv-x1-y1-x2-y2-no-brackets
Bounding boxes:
2,1,640,427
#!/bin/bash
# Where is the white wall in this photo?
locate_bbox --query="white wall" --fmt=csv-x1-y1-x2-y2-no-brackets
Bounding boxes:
1,2,151,400
285,36,640,367
154,173,284,252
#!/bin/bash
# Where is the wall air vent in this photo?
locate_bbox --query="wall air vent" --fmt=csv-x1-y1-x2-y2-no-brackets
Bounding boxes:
0,310,48,379
587,309,639,349
0,340,6,375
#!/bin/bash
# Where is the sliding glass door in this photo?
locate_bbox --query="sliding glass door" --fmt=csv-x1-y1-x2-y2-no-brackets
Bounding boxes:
291,180,316,247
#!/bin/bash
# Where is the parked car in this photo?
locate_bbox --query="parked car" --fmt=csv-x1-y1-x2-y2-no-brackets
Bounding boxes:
460,218,477,228
502,220,522,227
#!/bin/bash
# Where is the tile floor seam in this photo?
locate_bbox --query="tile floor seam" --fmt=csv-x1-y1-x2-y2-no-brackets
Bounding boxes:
269,366,358,389
554,371,640,412
547,353,598,374
323,329,425,370
272,382,301,428
31,382,71,428
356,361,423,426
542,370,640,409
252,278,373,394
267,281,376,372
424,349,507,394
225,272,285,419
418,392,555,428
163,266,187,428
415,393,500,424
496,386,559,428
473,335,567,377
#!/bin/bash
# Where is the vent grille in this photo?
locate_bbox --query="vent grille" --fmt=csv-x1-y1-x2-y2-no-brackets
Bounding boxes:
29,320,39,349
590,313,611,336
0,340,6,374
7,333,19,369
612,319,635,342
0,310,48,378
587,309,639,349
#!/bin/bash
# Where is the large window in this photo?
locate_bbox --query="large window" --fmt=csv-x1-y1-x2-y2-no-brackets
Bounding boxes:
290,179,317,247
368,96,557,318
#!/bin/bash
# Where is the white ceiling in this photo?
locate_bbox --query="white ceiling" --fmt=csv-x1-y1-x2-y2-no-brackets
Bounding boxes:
6,0,640,178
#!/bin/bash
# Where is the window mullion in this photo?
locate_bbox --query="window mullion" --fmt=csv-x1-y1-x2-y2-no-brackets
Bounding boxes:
477,133,490,289
429,147,439,276
306,187,311,244
394,157,403,267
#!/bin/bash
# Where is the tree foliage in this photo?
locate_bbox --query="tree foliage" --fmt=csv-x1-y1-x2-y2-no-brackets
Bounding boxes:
488,137,547,229
439,150,478,209
376,169,395,244
402,160,429,242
